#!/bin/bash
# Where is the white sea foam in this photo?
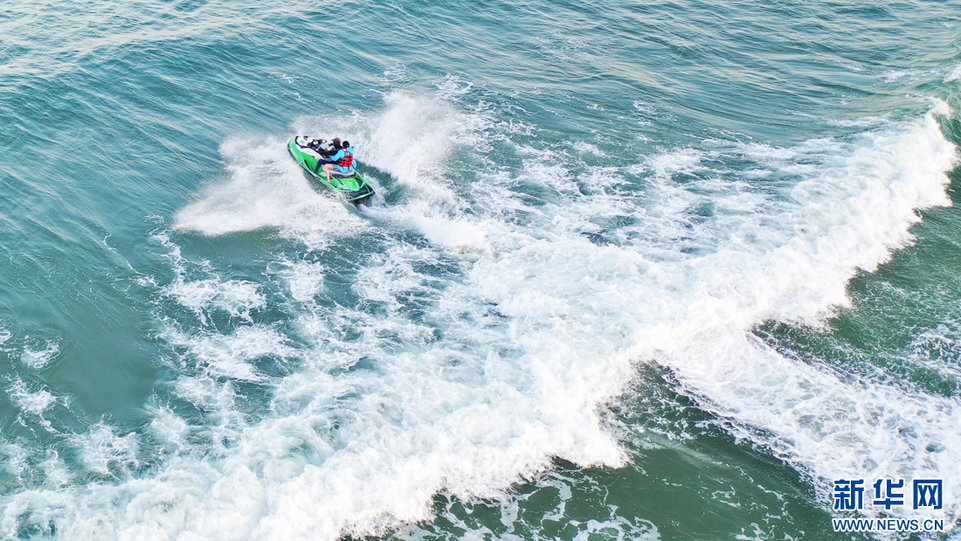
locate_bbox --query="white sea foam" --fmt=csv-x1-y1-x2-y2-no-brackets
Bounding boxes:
177,93,495,254
20,340,60,370
293,92,493,252
907,326,961,382
572,141,608,157
666,333,961,518
359,92,461,196
387,200,490,252
166,277,265,323
641,111,960,523
148,406,193,455
436,74,474,102
173,134,367,248
38,451,72,489
3,93,959,541
71,424,141,477
0,444,30,483
394,479,661,541
944,63,961,82
272,259,326,306
383,61,409,83
154,231,268,323
164,325,297,381
10,380,57,416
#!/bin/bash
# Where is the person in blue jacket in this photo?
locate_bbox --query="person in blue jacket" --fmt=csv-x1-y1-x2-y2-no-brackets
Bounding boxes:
322,140,356,184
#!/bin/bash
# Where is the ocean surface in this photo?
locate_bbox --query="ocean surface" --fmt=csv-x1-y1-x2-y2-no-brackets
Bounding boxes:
1,1,960,539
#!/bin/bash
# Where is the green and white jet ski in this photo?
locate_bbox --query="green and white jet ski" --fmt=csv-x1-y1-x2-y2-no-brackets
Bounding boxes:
287,136,375,205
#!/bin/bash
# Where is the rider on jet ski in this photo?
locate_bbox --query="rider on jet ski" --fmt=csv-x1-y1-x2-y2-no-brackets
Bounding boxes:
322,140,357,184
307,137,340,158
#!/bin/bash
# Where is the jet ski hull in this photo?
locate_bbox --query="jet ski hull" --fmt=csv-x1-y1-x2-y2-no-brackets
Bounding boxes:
287,136,374,205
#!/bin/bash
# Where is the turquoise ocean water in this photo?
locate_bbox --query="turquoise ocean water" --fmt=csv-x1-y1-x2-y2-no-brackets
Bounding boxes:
2,1,961,539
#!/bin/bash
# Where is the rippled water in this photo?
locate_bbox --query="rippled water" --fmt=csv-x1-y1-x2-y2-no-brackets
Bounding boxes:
1,1,960,539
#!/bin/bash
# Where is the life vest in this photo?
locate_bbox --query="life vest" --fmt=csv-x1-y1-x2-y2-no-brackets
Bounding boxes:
337,148,354,169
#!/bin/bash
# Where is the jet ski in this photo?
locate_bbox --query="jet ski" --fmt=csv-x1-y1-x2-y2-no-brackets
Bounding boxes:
287,136,375,205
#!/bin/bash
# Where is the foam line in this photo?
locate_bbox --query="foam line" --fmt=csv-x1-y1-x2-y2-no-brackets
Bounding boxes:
2,95,957,540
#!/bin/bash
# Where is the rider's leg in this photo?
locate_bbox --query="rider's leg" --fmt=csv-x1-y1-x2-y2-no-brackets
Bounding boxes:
323,164,333,183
